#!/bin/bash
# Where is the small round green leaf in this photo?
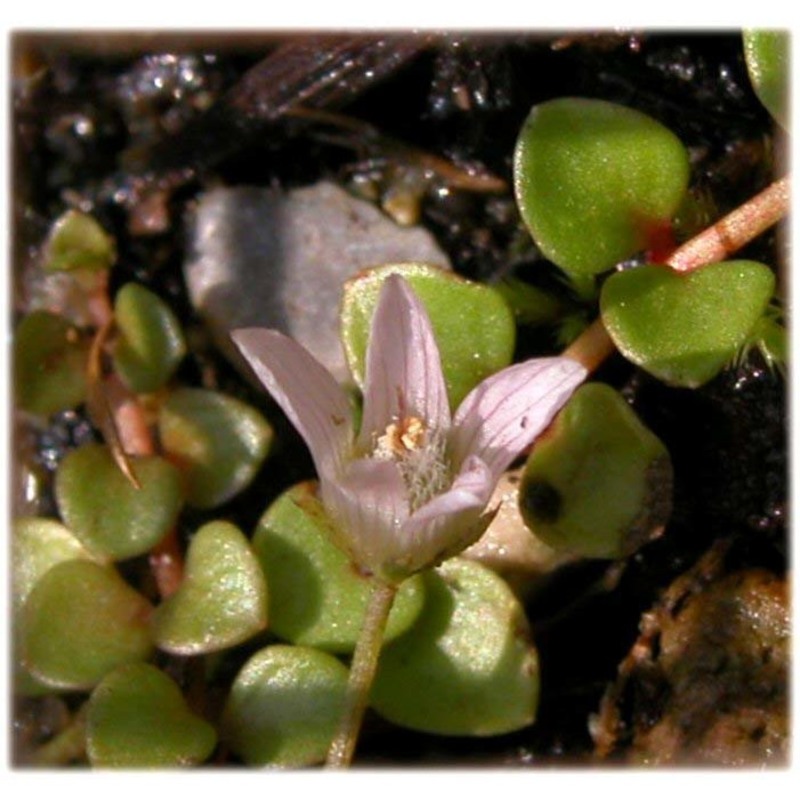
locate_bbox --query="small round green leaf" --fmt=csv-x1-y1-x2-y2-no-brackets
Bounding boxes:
12,517,98,696
12,517,95,618
253,482,424,654
112,283,187,393
519,383,672,559
222,644,348,767
14,311,89,416
371,558,539,736
513,97,690,275
21,560,154,690
43,209,116,273
55,443,184,560
153,521,268,655
87,663,217,767
158,388,273,509
340,263,515,410
743,30,789,129
600,261,775,387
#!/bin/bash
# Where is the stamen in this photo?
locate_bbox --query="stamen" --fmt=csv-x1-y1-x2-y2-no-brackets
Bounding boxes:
375,416,426,459
372,416,450,511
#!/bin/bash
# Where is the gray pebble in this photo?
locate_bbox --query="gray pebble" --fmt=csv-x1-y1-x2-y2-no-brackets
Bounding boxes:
184,181,451,383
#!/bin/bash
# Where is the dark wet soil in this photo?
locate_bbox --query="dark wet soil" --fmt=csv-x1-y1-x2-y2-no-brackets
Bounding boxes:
11,30,787,767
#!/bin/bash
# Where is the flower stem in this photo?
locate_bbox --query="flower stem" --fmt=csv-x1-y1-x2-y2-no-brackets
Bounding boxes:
562,317,616,374
326,578,397,768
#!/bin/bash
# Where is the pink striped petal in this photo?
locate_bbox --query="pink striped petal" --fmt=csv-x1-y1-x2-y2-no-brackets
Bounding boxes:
395,455,494,572
231,328,353,480
450,357,586,482
321,457,410,572
358,274,451,451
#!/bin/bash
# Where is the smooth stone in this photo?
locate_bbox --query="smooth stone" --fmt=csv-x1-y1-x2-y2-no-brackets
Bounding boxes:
184,181,451,383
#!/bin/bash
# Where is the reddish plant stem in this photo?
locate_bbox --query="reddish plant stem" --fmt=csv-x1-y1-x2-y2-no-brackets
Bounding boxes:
87,322,142,489
85,289,185,598
563,174,790,375
667,175,789,273
105,374,186,598
109,380,185,599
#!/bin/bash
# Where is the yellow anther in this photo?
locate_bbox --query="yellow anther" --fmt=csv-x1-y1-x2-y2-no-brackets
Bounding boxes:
377,416,426,458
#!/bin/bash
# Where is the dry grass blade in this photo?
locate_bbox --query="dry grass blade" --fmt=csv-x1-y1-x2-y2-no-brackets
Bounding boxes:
85,319,141,490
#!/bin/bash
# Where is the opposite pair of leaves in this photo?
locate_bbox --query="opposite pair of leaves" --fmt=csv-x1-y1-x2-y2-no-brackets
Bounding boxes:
251,484,539,758
222,559,539,767
13,286,180,422
43,209,182,395
16,516,267,691
14,279,185,420
55,382,273,562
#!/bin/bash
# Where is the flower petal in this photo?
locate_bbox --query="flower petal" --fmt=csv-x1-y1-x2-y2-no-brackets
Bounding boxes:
231,328,353,479
451,356,587,481
320,458,410,573
358,274,451,451
403,455,494,532
394,455,495,573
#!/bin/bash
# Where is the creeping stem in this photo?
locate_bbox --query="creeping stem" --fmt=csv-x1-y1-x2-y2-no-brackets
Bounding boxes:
564,174,790,375
667,175,790,273
326,578,398,768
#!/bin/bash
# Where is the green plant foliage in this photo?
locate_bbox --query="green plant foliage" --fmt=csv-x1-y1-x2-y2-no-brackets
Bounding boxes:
153,521,268,655
743,29,789,129
601,261,775,387
14,311,89,416
12,518,98,696
371,558,539,736
519,383,672,559
340,263,516,410
55,443,184,560
12,517,95,618
746,306,787,373
43,209,116,273
87,663,217,767
21,560,154,690
253,482,425,653
514,97,690,275
112,283,187,393
158,387,273,509
494,278,565,327
222,644,348,767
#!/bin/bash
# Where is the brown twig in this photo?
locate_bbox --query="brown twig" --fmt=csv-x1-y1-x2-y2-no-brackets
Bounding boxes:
288,106,508,193
86,319,142,489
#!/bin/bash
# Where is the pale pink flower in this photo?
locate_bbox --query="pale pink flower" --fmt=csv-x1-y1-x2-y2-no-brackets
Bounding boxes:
232,274,586,582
